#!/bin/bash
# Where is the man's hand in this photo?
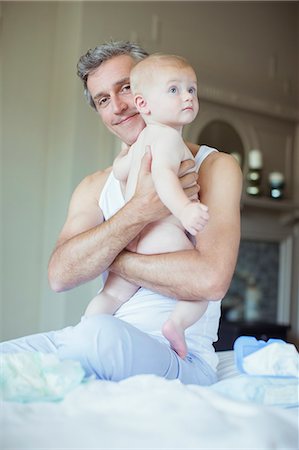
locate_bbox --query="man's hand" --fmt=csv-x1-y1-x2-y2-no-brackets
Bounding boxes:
133,146,200,224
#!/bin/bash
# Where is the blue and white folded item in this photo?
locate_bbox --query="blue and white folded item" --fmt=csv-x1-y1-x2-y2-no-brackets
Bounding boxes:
210,373,299,408
0,352,85,402
233,336,299,378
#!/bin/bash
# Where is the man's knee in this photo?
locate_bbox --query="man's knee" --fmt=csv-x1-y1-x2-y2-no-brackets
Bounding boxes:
81,314,126,343
58,315,130,379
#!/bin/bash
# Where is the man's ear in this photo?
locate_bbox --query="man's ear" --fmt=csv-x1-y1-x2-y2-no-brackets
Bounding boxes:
134,95,150,115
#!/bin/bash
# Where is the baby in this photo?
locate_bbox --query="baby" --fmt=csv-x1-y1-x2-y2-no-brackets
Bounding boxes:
85,54,209,358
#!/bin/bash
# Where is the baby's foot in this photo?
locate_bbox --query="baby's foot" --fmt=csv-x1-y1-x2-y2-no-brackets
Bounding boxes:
162,319,188,359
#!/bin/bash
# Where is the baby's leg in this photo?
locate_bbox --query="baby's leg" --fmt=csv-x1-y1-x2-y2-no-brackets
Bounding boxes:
162,300,208,359
137,219,200,359
84,273,138,317
136,218,193,254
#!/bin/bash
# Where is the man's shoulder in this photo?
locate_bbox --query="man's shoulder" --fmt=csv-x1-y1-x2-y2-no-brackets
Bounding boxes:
86,167,112,182
186,141,200,156
76,167,112,197
186,143,240,170
200,150,243,183
203,150,239,169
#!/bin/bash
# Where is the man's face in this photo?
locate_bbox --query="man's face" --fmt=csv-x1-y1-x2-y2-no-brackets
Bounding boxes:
87,54,146,145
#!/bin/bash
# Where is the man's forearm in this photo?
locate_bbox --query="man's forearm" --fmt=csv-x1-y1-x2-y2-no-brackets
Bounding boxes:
48,156,199,293
110,151,242,303
110,249,226,302
48,198,149,292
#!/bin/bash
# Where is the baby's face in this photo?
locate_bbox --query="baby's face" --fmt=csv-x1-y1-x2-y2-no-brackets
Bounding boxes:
144,65,199,128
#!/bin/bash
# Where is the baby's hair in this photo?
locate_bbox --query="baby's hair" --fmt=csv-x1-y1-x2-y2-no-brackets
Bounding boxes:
130,53,193,95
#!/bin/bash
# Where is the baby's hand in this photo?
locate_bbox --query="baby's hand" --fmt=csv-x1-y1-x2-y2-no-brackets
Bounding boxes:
180,202,209,235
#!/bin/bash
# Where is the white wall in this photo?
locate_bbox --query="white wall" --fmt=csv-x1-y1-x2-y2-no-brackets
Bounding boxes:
0,1,3,337
1,1,298,341
2,2,60,339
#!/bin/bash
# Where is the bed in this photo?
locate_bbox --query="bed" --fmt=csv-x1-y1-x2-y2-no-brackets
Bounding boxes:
1,350,298,450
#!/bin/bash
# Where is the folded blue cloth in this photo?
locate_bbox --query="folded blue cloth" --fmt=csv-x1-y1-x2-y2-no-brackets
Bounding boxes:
233,336,299,377
210,374,299,408
0,352,85,402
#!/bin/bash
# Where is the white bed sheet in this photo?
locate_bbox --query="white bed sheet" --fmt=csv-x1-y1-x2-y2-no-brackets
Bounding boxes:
1,351,298,450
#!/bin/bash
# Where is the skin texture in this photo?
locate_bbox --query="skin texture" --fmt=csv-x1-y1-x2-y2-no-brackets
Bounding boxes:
48,54,243,308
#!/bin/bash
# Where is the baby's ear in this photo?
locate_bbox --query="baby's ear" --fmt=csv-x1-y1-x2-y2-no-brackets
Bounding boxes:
134,95,150,115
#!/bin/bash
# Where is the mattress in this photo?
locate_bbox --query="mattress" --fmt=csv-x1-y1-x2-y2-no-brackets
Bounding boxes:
1,350,298,450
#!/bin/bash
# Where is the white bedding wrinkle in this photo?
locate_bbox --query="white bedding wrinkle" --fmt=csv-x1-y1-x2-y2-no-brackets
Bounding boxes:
1,351,298,450
2,374,298,450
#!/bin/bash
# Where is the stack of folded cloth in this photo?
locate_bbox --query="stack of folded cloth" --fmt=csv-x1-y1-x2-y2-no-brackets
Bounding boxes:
211,337,299,408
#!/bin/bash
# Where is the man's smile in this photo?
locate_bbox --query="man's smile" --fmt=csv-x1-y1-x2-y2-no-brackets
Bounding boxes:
114,112,139,125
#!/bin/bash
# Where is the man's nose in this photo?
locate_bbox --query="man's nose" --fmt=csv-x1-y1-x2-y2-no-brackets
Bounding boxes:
111,96,127,114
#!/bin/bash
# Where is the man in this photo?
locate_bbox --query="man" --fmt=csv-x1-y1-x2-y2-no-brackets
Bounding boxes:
1,41,242,385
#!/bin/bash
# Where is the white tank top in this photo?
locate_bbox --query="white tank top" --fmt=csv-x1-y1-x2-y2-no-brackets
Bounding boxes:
99,145,220,370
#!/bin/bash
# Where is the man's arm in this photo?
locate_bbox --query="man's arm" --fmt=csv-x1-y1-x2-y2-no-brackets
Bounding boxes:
48,152,199,292
48,155,157,292
110,152,243,301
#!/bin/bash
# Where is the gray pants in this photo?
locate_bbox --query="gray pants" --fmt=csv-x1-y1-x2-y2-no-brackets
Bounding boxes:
0,314,217,385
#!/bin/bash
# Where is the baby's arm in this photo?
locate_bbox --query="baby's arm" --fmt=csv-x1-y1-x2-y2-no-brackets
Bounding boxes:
113,144,133,182
151,130,209,235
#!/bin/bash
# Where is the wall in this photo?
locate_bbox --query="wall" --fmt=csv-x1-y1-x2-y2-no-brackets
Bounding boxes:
2,2,60,338
1,1,298,341
0,2,3,336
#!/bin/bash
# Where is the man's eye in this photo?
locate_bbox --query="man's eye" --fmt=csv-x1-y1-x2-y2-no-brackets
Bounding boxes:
98,97,109,108
121,84,131,93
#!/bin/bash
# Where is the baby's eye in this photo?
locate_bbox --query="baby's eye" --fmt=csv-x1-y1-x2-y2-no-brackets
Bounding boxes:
169,86,177,94
189,87,196,94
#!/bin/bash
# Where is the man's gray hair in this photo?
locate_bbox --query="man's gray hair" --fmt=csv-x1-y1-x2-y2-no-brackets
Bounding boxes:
77,41,149,110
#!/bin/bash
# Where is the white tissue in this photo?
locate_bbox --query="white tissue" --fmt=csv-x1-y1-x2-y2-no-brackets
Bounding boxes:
243,342,299,377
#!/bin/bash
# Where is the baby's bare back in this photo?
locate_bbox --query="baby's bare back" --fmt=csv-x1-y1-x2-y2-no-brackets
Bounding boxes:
124,125,198,255
125,125,194,202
